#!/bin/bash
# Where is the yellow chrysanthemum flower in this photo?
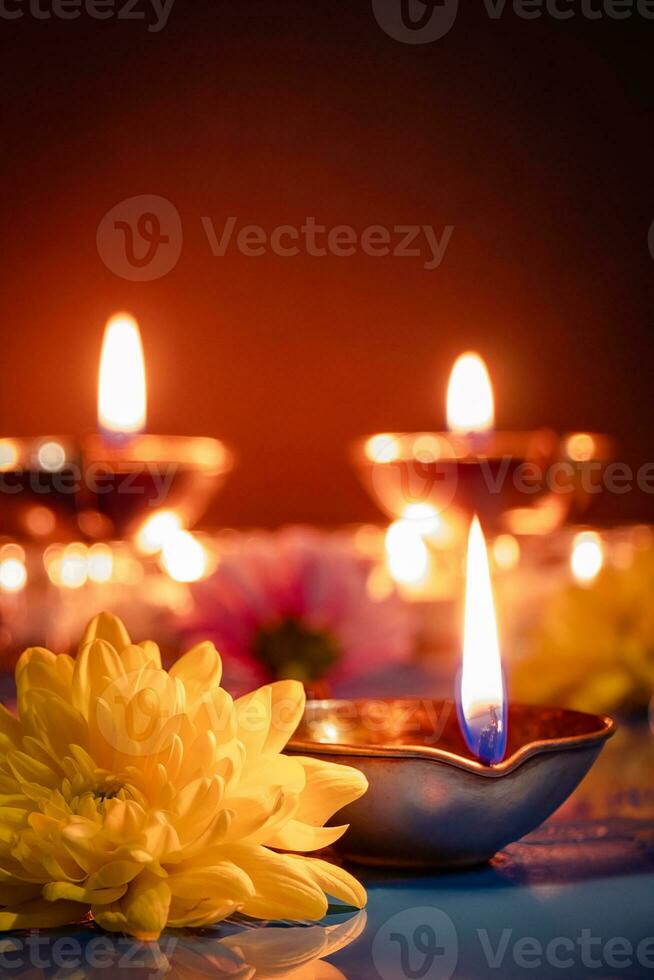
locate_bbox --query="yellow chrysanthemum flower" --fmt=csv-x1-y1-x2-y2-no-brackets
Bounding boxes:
0,613,367,940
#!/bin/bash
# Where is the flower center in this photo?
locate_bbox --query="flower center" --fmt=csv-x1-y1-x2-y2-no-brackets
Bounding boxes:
254,618,340,682
93,783,123,803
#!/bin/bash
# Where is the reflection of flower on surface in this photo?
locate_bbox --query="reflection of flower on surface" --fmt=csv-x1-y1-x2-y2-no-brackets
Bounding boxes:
513,548,654,714
0,613,367,940
188,528,413,687
0,910,365,979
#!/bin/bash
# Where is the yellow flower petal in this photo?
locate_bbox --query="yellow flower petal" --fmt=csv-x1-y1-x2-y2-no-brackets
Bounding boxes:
234,687,273,757
267,819,350,852
93,872,171,941
0,612,368,940
225,845,328,922
170,641,223,708
7,751,59,789
0,705,21,752
264,680,306,755
16,650,74,709
43,881,127,905
72,639,125,717
81,612,131,651
288,856,367,909
293,756,368,826
0,899,86,930
167,861,254,904
120,643,162,672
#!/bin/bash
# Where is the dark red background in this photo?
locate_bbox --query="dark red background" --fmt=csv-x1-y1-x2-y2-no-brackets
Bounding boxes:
0,0,652,527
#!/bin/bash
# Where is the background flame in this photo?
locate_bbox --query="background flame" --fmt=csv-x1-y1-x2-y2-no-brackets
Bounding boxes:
446,352,495,434
98,313,147,435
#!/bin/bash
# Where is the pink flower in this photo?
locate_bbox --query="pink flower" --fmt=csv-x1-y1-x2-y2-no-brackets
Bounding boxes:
187,527,413,689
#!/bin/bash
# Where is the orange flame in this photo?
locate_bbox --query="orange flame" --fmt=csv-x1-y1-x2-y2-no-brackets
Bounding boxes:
459,515,506,764
447,352,494,434
98,313,147,435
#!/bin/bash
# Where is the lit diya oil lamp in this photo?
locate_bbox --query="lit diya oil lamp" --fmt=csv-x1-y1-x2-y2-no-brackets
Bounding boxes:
81,312,234,538
351,352,614,536
0,435,85,540
288,515,615,868
0,314,233,544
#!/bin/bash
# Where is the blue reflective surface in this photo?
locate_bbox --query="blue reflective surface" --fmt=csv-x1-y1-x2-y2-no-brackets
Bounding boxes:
0,680,651,978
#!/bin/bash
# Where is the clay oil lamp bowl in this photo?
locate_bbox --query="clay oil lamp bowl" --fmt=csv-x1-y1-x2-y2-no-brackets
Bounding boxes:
288,515,615,868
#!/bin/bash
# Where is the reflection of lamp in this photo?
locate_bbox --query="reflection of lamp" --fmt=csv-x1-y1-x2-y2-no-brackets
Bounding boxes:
351,351,614,536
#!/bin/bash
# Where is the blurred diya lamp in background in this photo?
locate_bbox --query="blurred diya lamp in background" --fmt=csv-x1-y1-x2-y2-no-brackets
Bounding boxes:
0,436,85,540
81,313,233,538
351,351,614,537
289,515,615,868
0,314,233,544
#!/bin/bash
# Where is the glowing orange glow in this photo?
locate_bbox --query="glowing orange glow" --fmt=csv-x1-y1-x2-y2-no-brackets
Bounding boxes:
24,506,56,537
0,439,19,472
135,510,182,555
460,516,506,763
385,519,429,585
571,531,604,584
160,530,207,582
446,352,494,434
98,313,147,435
493,533,520,571
364,433,401,463
0,559,27,593
565,432,596,463
37,441,66,472
87,543,114,583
